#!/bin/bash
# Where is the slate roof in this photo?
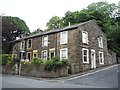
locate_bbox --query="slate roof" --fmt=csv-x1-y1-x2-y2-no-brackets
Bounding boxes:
12,20,95,43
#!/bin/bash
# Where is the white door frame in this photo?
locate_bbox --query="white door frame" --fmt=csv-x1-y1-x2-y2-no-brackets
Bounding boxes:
91,49,96,69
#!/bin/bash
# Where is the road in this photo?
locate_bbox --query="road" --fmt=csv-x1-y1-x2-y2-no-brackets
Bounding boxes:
1,64,119,88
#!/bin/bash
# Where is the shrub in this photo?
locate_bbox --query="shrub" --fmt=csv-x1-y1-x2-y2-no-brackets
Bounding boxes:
61,59,69,66
52,56,60,62
20,59,30,64
1,54,13,65
44,59,54,71
31,57,44,64
44,57,69,71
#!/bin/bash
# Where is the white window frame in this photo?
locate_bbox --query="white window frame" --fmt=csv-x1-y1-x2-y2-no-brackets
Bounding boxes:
99,51,104,65
82,48,89,64
20,41,25,49
60,48,68,60
27,39,32,49
98,37,103,48
42,36,48,47
82,31,88,44
41,50,48,61
60,31,68,44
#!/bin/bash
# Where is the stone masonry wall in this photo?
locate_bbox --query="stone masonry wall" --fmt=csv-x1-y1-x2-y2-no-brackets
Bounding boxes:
21,64,68,78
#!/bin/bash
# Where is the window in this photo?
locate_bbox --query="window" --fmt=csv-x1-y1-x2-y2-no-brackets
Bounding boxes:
82,31,88,44
49,48,55,59
20,41,25,49
41,50,47,61
60,48,68,60
19,51,26,59
33,50,38,58
98,37,103,48
60,31,68,44
27,52,31,61
27,39,32,49
99,51,104,64
82,48,89,63
33,53,38,58
42,36,48,47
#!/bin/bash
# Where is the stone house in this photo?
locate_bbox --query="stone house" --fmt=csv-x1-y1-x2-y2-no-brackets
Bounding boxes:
11,20,111,74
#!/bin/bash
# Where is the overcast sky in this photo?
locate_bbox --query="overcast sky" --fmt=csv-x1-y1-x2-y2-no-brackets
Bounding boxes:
0,0,119,31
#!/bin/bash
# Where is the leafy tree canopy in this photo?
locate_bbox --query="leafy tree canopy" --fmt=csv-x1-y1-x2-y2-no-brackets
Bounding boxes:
2,16,30,54
45,1,120,56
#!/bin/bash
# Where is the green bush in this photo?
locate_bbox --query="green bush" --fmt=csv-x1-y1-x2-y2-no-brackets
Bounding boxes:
44,59,54,71
31,57,44,64
52,56,60,62
1,54,13,65
44,57,68,71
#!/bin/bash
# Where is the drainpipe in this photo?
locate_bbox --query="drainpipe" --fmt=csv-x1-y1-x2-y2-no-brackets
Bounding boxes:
19,63,21,75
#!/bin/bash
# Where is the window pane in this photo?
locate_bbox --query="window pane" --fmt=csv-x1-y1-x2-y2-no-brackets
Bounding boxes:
62,50,66,58
84,56,87,62
84,50,87,55
60,32,67,44
82,31,88,44
83,48,89,63
60,49,67,59
43,36,48,46
42,51,47,61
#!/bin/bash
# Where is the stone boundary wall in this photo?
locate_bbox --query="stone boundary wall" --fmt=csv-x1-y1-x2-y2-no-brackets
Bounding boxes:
21,64,68,78
2,64,15,74
2,64,68,78
108,52,117,65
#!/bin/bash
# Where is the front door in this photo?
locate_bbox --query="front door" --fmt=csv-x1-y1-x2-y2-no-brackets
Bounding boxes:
91,49,96,69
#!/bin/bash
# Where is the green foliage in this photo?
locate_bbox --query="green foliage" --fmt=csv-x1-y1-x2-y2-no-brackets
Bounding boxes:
2,16,30,54
46,16,64,31
1,54,13,65
12,65,17,70
4,16,29,32
30,30,38,35
44,57,68,71
45,1,120,56
31,57,44,64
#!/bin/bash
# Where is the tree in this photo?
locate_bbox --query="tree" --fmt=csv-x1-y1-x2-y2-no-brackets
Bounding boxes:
2,16,30,54
46,16,63,31
46,1,120,56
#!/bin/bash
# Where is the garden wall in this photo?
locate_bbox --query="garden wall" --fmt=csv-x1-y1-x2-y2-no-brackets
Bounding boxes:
2,64,68,78
108,52,117,65
21,64,68,78
2,64,15,74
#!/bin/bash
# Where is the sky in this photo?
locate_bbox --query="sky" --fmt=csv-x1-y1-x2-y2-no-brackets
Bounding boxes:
0,0,119,32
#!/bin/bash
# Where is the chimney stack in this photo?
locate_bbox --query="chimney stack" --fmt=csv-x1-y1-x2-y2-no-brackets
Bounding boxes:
37,28,43,33
69,22,71,26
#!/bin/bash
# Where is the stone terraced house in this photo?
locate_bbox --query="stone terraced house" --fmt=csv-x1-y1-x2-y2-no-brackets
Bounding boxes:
11,20,112,74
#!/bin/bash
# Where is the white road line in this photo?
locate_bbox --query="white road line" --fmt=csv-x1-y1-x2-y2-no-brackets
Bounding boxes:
66,64,118,81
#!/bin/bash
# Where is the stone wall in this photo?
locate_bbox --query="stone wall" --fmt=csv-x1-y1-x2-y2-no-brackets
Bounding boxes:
117,56,120,64
107,52,117,64
2,64,15,74
2,64,68,78
20,64,68,78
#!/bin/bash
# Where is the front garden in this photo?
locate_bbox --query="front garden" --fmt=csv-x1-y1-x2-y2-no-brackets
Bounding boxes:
1,54,69,78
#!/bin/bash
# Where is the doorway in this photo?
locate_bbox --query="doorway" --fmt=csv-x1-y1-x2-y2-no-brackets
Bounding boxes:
91,49,96,69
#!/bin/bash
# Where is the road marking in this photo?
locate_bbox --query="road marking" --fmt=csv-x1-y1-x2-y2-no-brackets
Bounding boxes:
66,64,118,81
